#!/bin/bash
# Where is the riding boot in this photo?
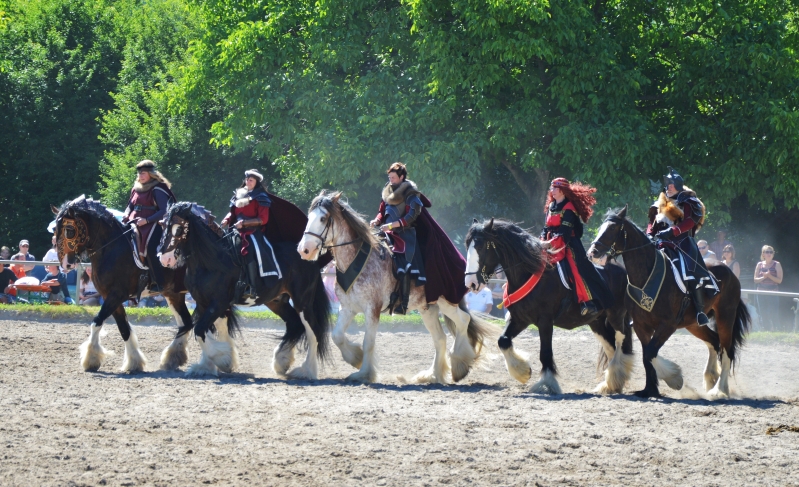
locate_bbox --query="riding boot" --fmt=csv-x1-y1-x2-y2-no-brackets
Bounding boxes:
393,272,412,315
244,261,261,300
692,287,710,326
147,254,164,293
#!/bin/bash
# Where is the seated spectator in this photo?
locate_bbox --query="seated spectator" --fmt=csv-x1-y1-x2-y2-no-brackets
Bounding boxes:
708,229,732,258
43,234,58,263
1,246,10,268
42,263,74,304
0,263,17,303
465,286,493,314
697,240,718,265
78,267,101,306
11,240,35,273
720,244,740,278
754,245,783,331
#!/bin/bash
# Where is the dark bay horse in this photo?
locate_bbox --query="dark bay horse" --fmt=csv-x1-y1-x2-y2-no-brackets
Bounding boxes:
158,202,332,378
52,196,193,373
465,219,633,394
588,207,750,398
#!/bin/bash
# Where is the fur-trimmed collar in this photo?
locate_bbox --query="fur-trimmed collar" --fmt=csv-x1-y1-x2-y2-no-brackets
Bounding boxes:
133,179,161,193
382,180,419,206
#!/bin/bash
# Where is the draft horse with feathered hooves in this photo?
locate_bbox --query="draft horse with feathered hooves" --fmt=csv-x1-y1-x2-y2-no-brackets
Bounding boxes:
297,191,495,384
465,218,633,394
159,202,333,378
52,196,194,373
588,207,750,399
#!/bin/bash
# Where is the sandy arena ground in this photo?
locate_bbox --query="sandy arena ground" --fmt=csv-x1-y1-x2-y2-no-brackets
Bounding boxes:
1,317,799,486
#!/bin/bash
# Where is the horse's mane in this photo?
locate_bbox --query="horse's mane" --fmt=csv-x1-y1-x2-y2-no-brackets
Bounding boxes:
309,191,381,250
165,202,229,273
466,219,546,275
603,208,646,233
58,197,124,233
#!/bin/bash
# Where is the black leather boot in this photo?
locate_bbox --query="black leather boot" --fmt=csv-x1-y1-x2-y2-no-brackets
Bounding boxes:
692,288,709,326
147,255,164,293
244,261,260,300
393,273,412,315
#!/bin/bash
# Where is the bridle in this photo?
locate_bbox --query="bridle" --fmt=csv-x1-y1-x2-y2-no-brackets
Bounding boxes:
590,217,654,258
465,239,510,284
58,217,89,260
303,208,361,256
160,215,190,257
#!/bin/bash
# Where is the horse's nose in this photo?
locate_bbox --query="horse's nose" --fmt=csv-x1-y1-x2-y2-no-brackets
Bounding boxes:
303,248,309,255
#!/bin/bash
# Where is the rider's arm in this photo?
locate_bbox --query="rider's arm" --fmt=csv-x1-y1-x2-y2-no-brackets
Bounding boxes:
146,189,171,224
670,203,698,236
256,204,270,226
394,197,422,229
549,209,577,250
645,205,658,236
372,201,386,225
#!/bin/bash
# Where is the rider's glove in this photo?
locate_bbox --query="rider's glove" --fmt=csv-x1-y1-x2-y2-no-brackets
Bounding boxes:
656,228,674,240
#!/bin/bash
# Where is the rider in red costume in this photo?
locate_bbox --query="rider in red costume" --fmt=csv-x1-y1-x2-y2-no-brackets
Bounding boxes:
540,178,614,315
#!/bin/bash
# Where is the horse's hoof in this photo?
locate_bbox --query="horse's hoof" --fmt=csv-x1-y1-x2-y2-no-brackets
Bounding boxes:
707,387,729,401
345,370,376,383
634,389,661,399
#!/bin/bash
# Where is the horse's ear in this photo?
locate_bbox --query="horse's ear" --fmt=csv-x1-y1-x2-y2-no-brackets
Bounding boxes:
485,217,494,231
51,204,59,215
332,192,341,203
473,218,479,224
618,205,628,219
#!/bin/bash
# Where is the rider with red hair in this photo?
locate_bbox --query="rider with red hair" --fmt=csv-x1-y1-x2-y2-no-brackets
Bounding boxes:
541,178,614,315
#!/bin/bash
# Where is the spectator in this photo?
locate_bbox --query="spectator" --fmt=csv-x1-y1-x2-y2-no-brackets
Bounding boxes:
0,262,17,303
1,246,10,268
754,245,783,331
708,229,732,258
11,240,35,274
697,240,718,266
465,286,494,314
322,260,339,307
78,267,101,306
43,234,58,262
42,263,73,304
720,244,740,278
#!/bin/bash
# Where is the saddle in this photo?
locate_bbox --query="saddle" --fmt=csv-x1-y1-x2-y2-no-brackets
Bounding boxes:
127,227,149,270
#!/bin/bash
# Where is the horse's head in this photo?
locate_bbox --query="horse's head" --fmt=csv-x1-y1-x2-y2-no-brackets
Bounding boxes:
52,195,91,268
298,191,341,261
158,203,194,269
587,206,629,259
464,218,501,292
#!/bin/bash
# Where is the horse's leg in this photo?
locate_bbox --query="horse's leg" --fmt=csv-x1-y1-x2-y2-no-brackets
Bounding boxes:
110,306,148,374
707,299,737,399
684,324,721,392
212,315,238,373
530,320,562,394
346,305,380,383
80,297,121,371
266,299,302,376
591,320,623,394
332,307,362,369
439,300,476,382
185,304,219,377
412,305,450,384
160,295,193,370
635,324,681,398
498,316,532,384
287,311,319,380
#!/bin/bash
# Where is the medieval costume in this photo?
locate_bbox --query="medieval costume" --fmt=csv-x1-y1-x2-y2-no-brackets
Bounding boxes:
646,166,717,326
122,160,176,291
540,178,614,315
221,169,281,299
373,167,466,314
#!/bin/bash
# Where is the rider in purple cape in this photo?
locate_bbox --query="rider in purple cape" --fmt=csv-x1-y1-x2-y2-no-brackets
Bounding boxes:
371,163,467,314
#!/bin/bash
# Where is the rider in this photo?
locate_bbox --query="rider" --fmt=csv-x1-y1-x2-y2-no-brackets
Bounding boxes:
646,167,714,326
370,162,426,314
220,169,279,299
122,160,176,292
540,178,613,315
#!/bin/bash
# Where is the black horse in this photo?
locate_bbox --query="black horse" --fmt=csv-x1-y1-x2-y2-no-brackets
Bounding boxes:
52,196,194,373
158,202,332,378
588,207,750,398
465,218,633,394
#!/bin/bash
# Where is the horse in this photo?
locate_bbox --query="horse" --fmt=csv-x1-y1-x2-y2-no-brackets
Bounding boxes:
465,218,634,394
52,196,194,373
158,202,332,378
587,207,750,399
297,191,495,384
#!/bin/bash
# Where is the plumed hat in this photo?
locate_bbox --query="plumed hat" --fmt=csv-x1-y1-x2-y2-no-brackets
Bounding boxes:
244,169,264,182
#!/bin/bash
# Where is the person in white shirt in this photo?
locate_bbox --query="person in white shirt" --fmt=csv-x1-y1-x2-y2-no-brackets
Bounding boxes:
465,287,493,313
43,234,58,263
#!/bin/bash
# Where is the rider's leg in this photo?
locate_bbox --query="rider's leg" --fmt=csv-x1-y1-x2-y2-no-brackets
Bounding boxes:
146,225,165,292
565,249,597,315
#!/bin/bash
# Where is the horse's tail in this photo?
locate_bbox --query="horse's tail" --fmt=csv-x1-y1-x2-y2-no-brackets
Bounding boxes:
226,307,242,338
307,272,333,362
730,299,751,370
458,301,500,356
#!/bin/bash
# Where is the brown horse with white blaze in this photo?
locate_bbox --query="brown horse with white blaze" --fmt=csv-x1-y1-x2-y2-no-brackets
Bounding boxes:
588,207,750,399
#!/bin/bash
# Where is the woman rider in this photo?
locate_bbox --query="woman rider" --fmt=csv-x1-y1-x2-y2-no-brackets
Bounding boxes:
122,160,175,292
220,169,280,299
540,178,614,315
